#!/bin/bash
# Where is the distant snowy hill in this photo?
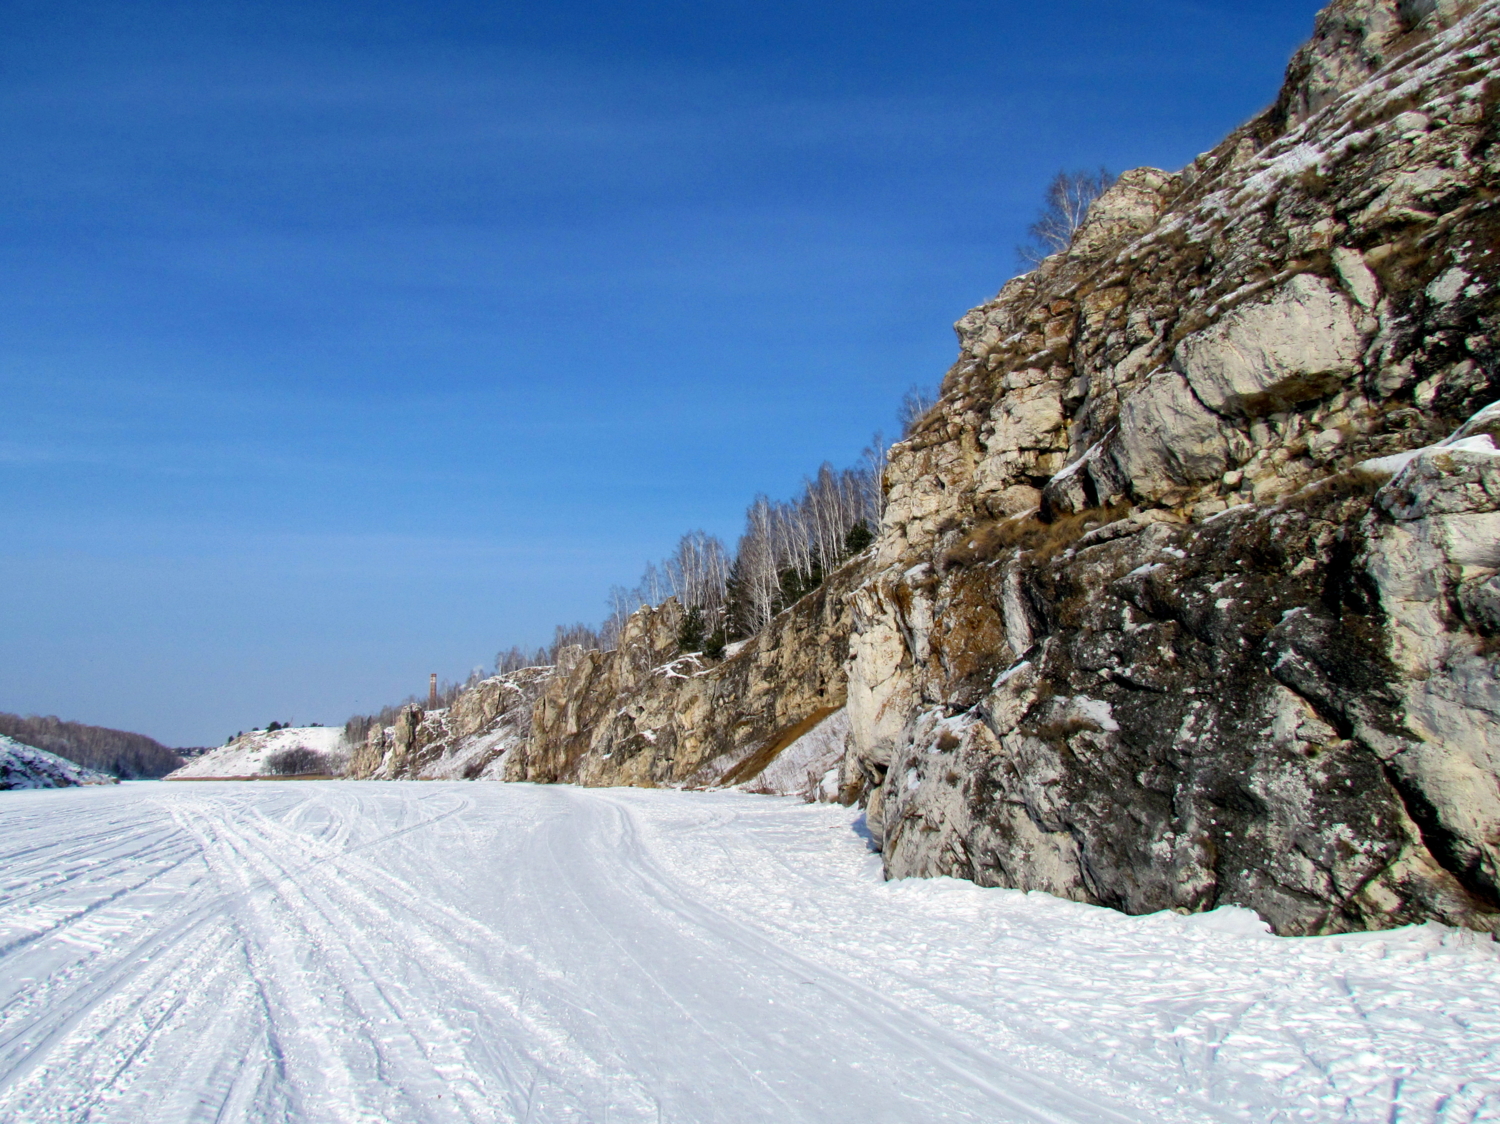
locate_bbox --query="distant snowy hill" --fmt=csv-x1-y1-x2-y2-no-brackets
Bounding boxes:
0,735,119,790
167,727,347,780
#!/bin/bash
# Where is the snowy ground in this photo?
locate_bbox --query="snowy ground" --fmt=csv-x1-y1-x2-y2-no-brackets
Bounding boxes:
2,783,1497,1123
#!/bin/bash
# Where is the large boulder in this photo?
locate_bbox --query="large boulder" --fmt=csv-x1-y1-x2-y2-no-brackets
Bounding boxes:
1110,369,1233,502
1175,273,1367,417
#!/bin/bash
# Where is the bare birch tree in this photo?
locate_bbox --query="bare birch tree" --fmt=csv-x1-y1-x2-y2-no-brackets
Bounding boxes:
1016,167,1116,267
669,530,730,614
860,431,888,520
547,623,601,663
485,433,890,676
739,496,780,632
898,385,938,437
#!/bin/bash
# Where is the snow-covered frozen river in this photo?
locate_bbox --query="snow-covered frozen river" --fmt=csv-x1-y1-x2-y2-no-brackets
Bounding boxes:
1,782,1497,1123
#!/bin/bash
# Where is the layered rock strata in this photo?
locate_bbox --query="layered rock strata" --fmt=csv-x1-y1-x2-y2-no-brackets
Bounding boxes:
846,0,1500,934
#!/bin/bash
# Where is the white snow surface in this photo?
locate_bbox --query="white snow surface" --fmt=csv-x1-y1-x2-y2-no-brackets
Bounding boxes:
1,783,1497,1123
167,726,347,778
739,707,848,799
1358,432,1500,478
0,735,117,790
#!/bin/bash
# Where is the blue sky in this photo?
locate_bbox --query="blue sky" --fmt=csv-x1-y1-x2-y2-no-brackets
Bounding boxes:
1,0,1324,746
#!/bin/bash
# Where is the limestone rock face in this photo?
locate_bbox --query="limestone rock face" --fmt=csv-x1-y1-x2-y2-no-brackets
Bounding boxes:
1111,369,1233,503
1274,0,1473,127
846,0,1500,935
857,489,1491,935
1363,441,1500,903
508,553,868,793
1070,168,1178,261
349,555,868,797
1175,273,1367,417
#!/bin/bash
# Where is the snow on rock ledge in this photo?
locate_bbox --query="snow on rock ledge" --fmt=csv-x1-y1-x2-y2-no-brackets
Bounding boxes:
346,667,550,781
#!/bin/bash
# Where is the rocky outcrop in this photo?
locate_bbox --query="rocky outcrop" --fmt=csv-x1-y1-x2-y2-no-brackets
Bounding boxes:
345,667,550,780
506,551,868,796
1362,425,1500,905
346,551,867,794
845,0,1500,934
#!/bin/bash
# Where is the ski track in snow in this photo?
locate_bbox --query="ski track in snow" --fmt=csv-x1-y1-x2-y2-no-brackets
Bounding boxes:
1,784,1497,1123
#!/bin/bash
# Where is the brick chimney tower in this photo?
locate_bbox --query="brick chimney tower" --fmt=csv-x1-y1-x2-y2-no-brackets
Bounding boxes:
428,673,438,709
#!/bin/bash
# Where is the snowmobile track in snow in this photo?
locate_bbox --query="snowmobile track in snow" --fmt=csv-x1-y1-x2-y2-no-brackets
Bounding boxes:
1,782,1497,1123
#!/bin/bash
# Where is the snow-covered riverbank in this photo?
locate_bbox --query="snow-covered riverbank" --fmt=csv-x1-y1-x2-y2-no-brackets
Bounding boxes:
1,782,1496,1123
0,734,117,789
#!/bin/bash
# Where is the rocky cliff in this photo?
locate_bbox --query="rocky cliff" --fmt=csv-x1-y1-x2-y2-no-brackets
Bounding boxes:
346,667,550,780
508,551,867,794
844,0,1500,934
350,0,1499,937
346,550,867,794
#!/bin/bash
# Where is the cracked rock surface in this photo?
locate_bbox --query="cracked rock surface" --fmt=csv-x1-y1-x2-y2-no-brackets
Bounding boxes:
846,0,1500,934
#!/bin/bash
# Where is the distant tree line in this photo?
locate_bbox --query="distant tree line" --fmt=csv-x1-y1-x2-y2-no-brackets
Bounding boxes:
495,437,890,663
220,719,326,745
593,438,888,655
0,712,186,779
718,456,883,641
